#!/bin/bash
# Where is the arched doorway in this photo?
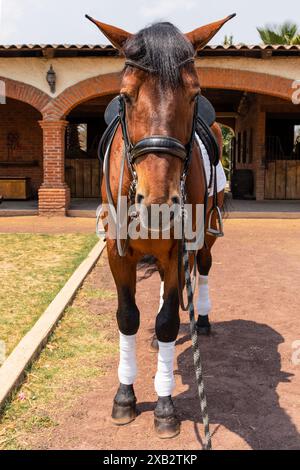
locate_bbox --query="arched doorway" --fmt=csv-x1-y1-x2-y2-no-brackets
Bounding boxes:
201,87,300,200
64,93,117,210
0,98,43,210
38,72,121,215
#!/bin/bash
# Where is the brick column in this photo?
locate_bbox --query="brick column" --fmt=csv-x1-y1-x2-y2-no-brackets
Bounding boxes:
38,120,70,216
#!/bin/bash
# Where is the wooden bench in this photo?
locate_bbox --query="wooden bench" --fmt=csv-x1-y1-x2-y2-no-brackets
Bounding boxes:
0,177,31,200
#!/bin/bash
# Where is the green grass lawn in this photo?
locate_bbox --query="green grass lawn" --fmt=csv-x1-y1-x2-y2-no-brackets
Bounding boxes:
0,253,118,450
0,233,98,356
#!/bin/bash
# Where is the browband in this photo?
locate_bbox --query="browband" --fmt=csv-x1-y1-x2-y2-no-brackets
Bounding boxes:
125,57,195,74
125,61,156,73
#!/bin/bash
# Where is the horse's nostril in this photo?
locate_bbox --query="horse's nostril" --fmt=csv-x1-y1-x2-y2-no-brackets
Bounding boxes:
171,196,180,205
136,193,145,205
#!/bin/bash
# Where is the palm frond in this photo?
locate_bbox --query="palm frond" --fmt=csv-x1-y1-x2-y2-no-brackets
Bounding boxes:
257,21,300,45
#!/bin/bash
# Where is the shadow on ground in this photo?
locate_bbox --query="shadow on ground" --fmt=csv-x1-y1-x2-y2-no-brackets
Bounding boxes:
139,320,300,450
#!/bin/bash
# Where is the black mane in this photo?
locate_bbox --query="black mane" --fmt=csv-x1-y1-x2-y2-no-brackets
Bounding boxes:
123,22,195,88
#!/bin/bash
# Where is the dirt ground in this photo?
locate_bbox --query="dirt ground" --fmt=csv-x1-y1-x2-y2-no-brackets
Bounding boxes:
14,219,300,450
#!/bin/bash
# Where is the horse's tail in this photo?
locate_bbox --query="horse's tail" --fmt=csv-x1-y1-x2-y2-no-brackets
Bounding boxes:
137,255,158,281
211,121,232,219
211,121,223,158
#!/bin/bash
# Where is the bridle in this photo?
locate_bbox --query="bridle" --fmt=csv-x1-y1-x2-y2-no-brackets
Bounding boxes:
119,58,199,183
102,57,206,308
116,60,200,262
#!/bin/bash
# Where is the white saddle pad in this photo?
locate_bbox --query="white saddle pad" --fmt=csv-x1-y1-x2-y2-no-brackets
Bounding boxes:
196,134,227,197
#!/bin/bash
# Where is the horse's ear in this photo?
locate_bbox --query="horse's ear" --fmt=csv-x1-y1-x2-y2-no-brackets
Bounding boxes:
85,15,132,50
185,14,236,50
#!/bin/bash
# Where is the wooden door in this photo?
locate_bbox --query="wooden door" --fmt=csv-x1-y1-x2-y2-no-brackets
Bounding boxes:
65,159,101,198
265,160,300,199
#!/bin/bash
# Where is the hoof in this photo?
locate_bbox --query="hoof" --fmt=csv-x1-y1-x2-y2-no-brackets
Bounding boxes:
111,384,137,426
149,335,159,353
154,396,180,439
154,415,181,439
197,325,211,336
111,402,137,426
196,315,211,336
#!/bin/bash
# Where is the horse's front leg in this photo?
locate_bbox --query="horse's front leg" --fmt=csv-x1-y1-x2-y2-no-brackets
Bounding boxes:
154,250,181,439
107,243,140,426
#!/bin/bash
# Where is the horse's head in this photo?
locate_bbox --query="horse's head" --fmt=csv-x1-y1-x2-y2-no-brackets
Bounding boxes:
87,14,235,208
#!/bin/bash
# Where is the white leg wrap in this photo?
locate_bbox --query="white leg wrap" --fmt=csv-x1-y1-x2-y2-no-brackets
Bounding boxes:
158,281,164,312
118,333,137,385
155,341,176,397
197,275,212,317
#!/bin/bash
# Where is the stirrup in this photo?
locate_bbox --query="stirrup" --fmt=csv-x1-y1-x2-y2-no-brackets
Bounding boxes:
207,206,224,238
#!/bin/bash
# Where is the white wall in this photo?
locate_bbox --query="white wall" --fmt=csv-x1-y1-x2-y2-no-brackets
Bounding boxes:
0,55,299,98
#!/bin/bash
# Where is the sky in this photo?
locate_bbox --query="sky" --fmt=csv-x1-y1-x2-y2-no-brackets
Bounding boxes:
0,0,300,45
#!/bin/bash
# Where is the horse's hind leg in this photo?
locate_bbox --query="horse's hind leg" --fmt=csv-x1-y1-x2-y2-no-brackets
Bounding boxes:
196,246,213,335
150,269,164,353
108,245,140,425
196,191,224,335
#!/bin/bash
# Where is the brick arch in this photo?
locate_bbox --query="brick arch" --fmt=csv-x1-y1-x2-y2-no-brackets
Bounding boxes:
0,76,50,113
42,72,122,120
197,68,294,102
41,68,296,121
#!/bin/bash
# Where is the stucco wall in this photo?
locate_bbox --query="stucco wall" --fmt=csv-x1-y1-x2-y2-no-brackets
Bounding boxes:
197,57,300,80
0,55,299,99
0,57,124,97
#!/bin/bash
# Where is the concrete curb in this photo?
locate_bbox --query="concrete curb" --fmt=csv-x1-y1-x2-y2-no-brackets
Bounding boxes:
0,239,106,411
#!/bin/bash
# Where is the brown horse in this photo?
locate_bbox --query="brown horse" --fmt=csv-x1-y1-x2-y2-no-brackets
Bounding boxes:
87,14,235,439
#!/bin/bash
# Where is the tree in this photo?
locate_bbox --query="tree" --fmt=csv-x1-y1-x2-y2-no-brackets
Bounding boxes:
223,35,234,46
257,21,300,45
220,125,234,178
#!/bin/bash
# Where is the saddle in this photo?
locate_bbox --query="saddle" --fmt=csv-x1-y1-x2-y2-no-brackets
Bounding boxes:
99,94,220,167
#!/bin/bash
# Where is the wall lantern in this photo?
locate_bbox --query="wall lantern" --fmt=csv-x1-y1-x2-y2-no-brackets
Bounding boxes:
46,65,56,94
